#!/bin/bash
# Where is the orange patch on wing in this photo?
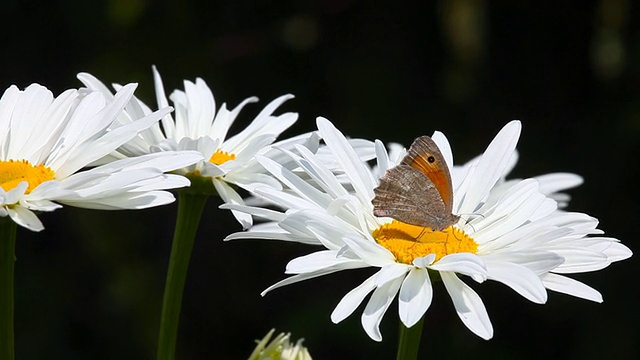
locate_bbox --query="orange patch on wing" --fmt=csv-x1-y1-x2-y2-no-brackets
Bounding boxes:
406,154,452,207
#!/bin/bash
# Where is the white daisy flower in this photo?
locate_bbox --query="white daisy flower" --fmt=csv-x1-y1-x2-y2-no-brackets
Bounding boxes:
225,118,631,341
0,83,203,232
248,329,312,360
77,67,304,228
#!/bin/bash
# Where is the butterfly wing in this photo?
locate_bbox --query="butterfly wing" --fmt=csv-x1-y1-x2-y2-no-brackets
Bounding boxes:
401,136,455,215
373,164,449,229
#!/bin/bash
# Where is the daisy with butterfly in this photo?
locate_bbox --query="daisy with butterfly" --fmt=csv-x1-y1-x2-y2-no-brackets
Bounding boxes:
371,135,470,262
224,117,630,347
373,135,459,231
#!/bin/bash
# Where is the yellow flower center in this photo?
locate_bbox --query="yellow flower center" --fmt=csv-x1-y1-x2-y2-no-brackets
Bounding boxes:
209,149,236,165
0,159,55,194
372,220,477,264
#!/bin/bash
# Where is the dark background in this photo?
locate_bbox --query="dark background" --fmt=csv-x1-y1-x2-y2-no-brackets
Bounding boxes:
3,1,639,359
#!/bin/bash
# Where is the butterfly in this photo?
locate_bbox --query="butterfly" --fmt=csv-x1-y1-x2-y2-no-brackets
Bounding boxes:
372,136,459,231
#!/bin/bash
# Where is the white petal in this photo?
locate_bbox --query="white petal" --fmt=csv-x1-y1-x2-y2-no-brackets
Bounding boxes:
340,233,396,267
222,94,296,151
291,144,350,199
398,267,433,327
77,72,114,99
305,217,361,250
481,251,564,276
232,134,276,163
224,171,282,192
316,117,376,206
25,90,78,165
278,211,332,239
225,230,320,245
150,66,177,140
7,206,44,232
92,151,202,173
361,276,403,341
286,250,367,274
441,272,493,339
0,182,28,205
262,267,349,297
0,86,21,156
213,179,252,229
315,137,377,168
603,242,632,262
219,203,285,223
472,179,549,241
457,120,521,215
429,253,487,279
541,273,603,302
484,260,548,303
239,132,319,176
535,173,583,195
20,198,62,212
256,155,331,208
185,78,215,137
331,275,377,324
374,139,390,176
182,131,218,157
57,169,187,196
54,100,171,177
197,162,226,178
431,131,454,171
269,131,320,155
374,263,410,287
551,248,609,273
208,97,258,142
8,84,55,158
57,191,178,210
412,254,437,268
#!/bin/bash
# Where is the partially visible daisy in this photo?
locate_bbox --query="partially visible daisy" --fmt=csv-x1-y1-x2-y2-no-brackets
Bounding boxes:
77,67,304,228
0,83,202,231
248,329,312,360
225,118,631,341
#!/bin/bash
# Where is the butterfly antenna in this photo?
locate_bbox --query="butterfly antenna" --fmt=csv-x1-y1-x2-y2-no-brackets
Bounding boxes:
408,227,427,249
458,213,485,233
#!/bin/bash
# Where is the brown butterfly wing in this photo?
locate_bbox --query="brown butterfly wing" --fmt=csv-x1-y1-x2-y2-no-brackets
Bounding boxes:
401,136,455,215
373,164,450,229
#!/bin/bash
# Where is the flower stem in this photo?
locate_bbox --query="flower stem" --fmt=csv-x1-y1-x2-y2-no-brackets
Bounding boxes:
157,191,208,360
0,218,17,360
396,317,424,360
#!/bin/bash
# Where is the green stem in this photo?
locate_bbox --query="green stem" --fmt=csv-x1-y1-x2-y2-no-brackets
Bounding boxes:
396,317,424,360
157,191,209,360
0,218,17,360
